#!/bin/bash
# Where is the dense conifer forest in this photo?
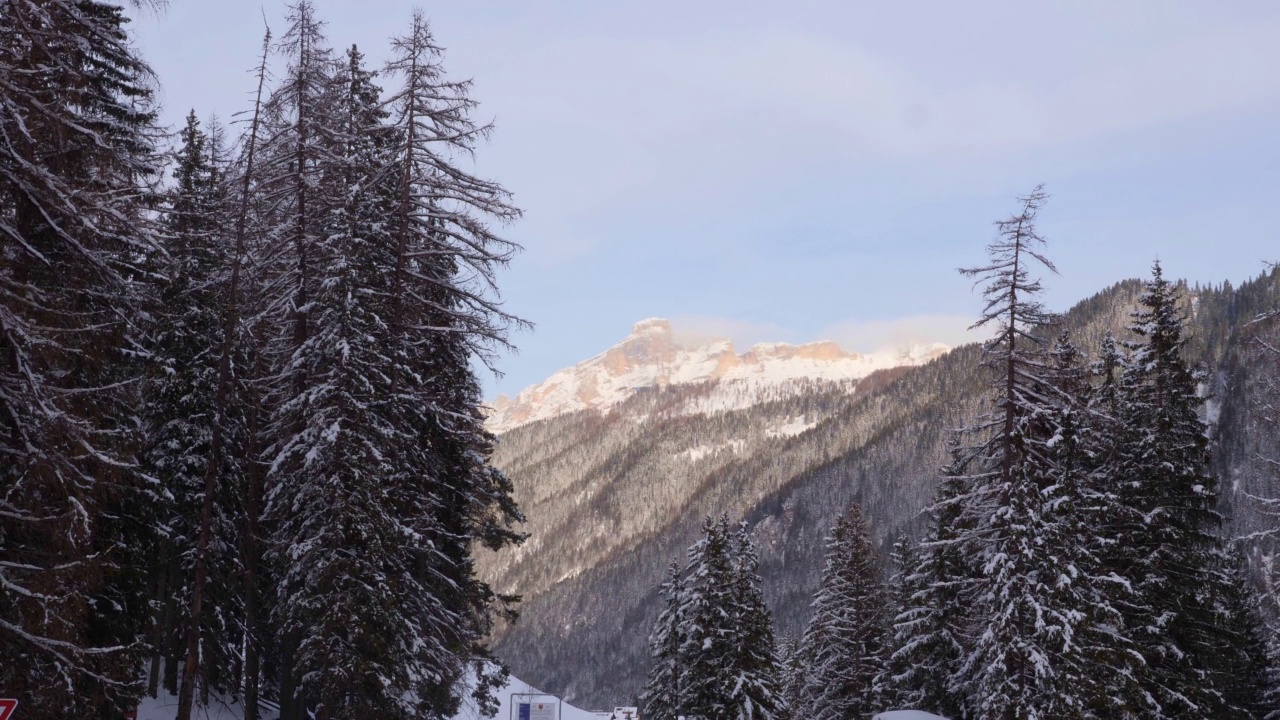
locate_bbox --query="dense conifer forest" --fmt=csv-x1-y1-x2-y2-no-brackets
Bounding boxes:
1,2,522,718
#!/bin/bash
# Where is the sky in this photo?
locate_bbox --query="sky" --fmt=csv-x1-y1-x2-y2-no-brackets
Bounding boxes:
125,0,1280,398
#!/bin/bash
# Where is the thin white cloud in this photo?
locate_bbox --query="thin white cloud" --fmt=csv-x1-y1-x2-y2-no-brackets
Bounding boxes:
667,315,793,350
667,314,981,356
817,315,982,354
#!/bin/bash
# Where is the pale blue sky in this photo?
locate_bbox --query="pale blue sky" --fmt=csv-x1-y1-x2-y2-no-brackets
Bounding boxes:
127,1,1280,397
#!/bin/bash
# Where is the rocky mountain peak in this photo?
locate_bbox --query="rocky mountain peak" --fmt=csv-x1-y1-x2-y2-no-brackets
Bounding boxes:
486,319,950,434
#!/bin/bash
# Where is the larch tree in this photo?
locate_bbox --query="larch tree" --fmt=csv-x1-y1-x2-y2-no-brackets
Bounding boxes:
951,186,1102,720
382,10,527,717
0,0,162,716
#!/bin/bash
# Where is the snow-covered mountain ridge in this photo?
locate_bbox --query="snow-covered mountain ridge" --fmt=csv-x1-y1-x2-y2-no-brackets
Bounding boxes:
486,318,950,433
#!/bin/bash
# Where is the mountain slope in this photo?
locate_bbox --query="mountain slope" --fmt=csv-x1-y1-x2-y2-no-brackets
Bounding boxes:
481,270,1280,708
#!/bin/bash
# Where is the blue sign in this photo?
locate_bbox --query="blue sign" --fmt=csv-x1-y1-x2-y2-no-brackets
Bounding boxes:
519,703,531,720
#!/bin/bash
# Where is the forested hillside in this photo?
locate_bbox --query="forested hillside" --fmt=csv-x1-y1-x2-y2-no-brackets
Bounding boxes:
488,267,1280,708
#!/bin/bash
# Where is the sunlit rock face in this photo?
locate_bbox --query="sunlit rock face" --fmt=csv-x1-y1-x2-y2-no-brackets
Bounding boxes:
486,318,949,434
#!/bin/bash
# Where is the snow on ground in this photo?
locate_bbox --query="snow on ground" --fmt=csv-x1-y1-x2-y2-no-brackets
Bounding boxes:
135,672,599,720
135,689,279,720
765,415,817,438
455,674,604,720
873,711,950,720
676,438,746,463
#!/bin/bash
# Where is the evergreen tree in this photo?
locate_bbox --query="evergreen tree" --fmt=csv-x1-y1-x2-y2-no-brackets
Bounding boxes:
0,1,161,716
643,561,688,720
1109,261,1234,718
650,517,785,720
1046,332,1145,719
681,516,742,720
884,464,970,720
797,503,887,720
775,633,803,720
874,535,920,712
144,111,245,705
254,5,350,718
1211,546,1273,717
727,522,785,720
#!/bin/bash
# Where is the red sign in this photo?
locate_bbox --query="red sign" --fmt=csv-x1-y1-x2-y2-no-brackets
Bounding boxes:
125,709,137,720
0,698,17,720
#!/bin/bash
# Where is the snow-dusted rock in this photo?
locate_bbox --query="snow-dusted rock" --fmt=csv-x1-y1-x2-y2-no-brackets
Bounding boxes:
487,318,949,433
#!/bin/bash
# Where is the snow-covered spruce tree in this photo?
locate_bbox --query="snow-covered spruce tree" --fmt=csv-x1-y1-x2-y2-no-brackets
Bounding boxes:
882,457,972,719
381,10,527,717
775,633,803,720
253,4,349,718
1107,261,1265,717
727,522,785,720
681,516,745,720
950,185,1106,720
796,503,888,720
261,23,467,719
642,561,688,720
874,535,921,712
0,1,161,716
1211,545,1273,717
144,111,250,706
644,522,783,720
1046,331,1146,719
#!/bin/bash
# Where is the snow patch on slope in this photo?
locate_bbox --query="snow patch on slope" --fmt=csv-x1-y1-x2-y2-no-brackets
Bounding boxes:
766,415,818,438
677,439,747,463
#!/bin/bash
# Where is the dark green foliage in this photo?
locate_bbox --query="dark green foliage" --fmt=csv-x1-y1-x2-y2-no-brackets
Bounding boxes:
142,111,247,701
879,516,967,720
641,517,784,720
774,633,803,720
1106,263,1239,718
0,1,160,716
796,503,888,720
727,522,785,720
642,562,687,720
943,188,1107,720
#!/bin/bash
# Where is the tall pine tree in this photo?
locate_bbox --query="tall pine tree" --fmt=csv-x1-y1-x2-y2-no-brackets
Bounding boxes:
1,1,161,716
